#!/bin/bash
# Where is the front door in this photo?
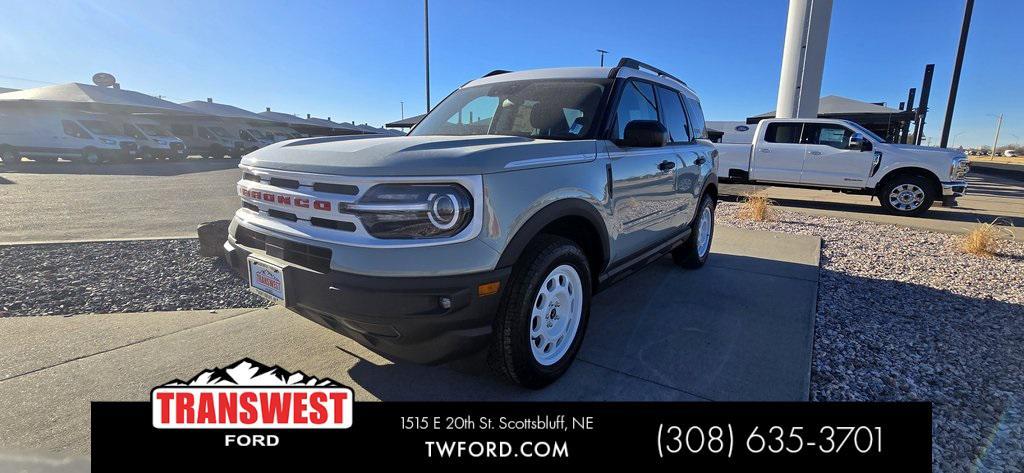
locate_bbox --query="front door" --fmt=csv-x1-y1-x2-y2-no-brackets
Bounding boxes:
606,79,683,260
799,123,874,187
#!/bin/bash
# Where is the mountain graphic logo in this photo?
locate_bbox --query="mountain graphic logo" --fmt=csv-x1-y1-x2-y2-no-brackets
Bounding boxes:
162,358,342,387
152,358,353,429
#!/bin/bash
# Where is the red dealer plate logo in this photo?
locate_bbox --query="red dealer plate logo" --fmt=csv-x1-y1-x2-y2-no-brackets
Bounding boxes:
151,359,353,429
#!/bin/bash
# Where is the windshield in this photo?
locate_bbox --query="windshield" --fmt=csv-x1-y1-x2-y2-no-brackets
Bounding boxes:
79,120,120,136
248,129,266,139
410,79,609,140
138,124,173,137
209,126,230,138
845,121,887,143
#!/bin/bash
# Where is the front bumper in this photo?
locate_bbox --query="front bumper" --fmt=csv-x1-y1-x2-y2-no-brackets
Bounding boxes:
224,236,510,364
940,180,968,197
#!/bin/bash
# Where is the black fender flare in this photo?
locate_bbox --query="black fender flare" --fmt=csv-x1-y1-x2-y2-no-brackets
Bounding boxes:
495,198,610,272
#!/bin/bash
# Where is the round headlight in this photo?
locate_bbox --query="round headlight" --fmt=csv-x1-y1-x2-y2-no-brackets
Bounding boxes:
428,193,460,230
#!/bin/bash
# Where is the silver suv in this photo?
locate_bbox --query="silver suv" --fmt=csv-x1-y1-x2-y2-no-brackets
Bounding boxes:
226,59,719,388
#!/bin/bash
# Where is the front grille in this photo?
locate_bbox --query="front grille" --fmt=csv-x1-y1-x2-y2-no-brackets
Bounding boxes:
267,209,297,221
235,226,332,273
310,217,356,231
313,182,359,195
269,177,300,189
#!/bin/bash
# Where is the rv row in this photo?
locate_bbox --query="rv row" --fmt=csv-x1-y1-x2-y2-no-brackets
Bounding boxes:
0,107,311,165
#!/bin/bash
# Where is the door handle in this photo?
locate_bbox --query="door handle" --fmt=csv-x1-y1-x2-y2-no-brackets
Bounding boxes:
759,148,771,153
658,160,676,171
809,151,823,156
694,157,706,165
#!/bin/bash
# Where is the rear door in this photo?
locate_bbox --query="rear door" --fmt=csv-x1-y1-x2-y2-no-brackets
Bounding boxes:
749,121,806,183
655,85,701,227
606,79,682,260
799,122,873,187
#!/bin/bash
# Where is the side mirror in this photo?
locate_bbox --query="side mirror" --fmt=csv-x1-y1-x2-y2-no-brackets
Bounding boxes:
620,120,667,148
849,133,871,151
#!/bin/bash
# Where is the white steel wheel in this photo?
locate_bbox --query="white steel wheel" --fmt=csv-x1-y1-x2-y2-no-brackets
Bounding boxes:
696,205,712,258
529,264,583,366
888,183,926,211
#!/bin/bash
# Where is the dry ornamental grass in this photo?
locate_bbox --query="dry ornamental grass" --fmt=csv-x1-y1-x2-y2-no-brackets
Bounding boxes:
737,192,776,222
960,220,1011,257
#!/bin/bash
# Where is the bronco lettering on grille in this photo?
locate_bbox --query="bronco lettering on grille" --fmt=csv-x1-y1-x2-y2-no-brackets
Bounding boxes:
240,187,333,212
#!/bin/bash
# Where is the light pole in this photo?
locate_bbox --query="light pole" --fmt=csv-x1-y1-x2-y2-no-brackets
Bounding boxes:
989,113,1003,157
400,101,405,120
424,0,431,113
952,131,966,148
596,49,608,67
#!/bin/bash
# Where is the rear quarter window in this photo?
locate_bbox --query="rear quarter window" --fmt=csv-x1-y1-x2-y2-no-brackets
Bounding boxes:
764,123,803,144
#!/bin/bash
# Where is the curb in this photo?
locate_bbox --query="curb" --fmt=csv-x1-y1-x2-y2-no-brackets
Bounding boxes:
0,235,197,247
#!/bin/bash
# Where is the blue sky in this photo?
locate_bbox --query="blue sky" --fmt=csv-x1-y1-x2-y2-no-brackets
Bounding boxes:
0,0,1020,146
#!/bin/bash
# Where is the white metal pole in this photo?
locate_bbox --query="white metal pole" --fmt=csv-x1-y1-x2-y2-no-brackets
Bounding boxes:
424,0,431,113
776,0,832,119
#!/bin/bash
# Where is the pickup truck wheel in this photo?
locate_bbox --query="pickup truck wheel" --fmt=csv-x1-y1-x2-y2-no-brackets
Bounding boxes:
879,176,934,216
672,194,715,268
1,148,21,166
490,235,591,389
82,151,101,165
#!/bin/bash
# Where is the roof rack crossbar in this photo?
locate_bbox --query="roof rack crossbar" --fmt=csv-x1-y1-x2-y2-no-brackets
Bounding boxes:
615,57,686,86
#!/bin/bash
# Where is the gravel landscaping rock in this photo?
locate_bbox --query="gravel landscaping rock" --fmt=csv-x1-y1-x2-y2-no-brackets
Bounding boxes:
718,201,1024,472
0,239,267,316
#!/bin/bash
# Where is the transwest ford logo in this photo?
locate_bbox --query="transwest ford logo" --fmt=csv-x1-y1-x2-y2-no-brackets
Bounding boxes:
152,359,353,429
239,186,334,212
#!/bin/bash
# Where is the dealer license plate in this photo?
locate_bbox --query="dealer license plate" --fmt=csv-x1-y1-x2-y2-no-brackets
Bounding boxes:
248,257,286,304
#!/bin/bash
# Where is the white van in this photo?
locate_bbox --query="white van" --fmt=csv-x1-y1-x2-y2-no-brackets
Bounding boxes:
0,108,138,164
112,117,188,161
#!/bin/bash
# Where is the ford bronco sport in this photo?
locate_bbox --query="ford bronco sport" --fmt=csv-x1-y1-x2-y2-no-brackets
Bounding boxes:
226,58,718,388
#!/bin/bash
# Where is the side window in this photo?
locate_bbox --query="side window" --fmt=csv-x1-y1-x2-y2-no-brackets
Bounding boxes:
62,120,90,139
655,86,690,143
764,123,803,144
804,124,852,149
682,95,706,139
613,80,658,140
170,124,193,137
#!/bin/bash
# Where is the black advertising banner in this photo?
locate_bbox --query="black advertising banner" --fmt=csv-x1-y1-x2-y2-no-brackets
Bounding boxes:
93,401,931,469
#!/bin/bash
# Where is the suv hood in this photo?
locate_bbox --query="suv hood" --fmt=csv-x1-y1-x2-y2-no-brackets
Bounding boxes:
240,134,598,176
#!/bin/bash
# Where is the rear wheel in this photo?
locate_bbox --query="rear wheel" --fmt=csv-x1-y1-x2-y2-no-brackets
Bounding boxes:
0,148,20,166
672,194,715,268
490,235,591,389
878,175,935,217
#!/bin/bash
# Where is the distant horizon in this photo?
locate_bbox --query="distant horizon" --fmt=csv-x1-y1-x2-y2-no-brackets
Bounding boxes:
0,0,1019,147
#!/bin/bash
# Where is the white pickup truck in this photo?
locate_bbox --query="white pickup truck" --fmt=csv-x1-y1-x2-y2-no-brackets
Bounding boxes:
717,118,970,216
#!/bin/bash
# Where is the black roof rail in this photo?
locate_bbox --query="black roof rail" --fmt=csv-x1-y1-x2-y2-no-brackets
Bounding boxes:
483,69,511,77
615,57,686,86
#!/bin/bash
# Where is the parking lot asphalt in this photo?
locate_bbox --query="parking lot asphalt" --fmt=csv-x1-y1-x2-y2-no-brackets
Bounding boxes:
722,165,1024,241
0,225,820,454
2,159,1021,243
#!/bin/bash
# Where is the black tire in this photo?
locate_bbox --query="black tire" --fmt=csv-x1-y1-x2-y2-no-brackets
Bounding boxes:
672,194,716,268
490,235,592,389
81,149,101,165
878,174,935,217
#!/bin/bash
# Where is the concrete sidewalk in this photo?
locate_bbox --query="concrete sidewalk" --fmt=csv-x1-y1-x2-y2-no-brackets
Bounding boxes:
0,225,820,455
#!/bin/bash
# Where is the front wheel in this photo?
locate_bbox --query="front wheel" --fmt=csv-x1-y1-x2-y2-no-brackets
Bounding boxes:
672,194,715,268
490,235,592,389
878,175,934,217
81,150,101,165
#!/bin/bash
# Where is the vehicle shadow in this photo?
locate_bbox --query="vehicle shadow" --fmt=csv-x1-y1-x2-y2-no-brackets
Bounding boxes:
343,251,822,402
0,157,241,177
719,188,1024,227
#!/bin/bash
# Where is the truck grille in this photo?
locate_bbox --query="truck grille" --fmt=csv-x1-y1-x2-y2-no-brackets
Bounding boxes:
235,226,332,273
